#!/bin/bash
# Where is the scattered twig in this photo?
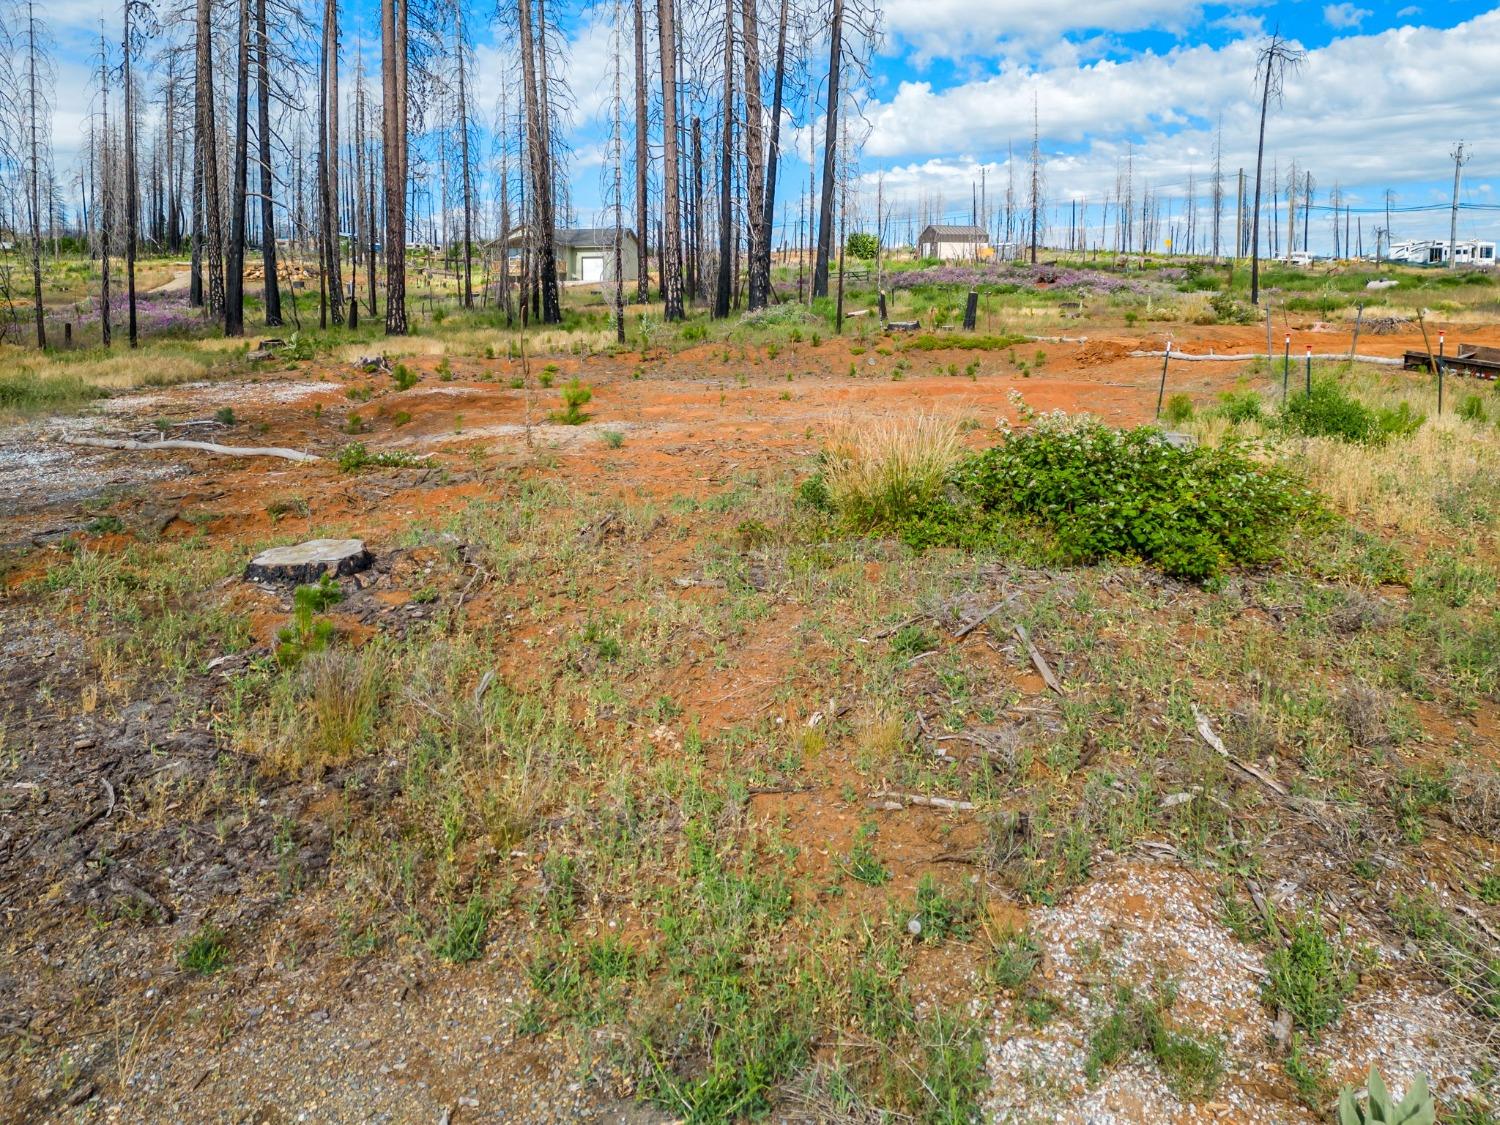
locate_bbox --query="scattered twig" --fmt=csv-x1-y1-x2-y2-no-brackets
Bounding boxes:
100,777,116,818
953,591,1016,640
1191,703,1289,797
1014,624,1063,694
869,791,977,812
60,435,321,463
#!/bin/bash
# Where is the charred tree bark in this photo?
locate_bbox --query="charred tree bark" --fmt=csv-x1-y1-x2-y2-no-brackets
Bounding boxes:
632,0,649,303
195,0,225,317
454,1,474,309
319,0,344,327
225,0,250,336
811,0,842,298
656,0,684,320
255,0,282,325
741,0,768,310
712,0,733,318
381,0,408,334
758,0,787,297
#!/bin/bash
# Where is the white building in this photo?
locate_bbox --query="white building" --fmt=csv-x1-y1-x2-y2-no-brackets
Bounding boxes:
1385,239,1496,267
916,224,990,261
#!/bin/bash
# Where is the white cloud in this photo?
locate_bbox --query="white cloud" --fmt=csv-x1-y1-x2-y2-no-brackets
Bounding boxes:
881,0,1207,62
1396,6,1422,18
1323,3,1373,30
859,10,1500,205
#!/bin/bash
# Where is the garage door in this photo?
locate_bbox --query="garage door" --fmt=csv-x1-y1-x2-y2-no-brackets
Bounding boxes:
578,254,604,282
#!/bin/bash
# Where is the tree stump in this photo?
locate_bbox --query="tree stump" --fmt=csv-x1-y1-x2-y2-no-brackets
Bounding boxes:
244,539,372,585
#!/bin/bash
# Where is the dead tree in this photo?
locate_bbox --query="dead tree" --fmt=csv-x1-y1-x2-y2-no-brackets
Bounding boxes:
656,0,684,319
318,0,343,327
810,0,841,298
11,0,53,347
1248,30,1303,305
632,0,649,302
712,0,732,318
254,0,281,324
740,0,768,310
756,0,787,301
381,0,407,333
94,28,113,346
453,0,474,308
195,0,225,317
225,0,249,335
517,0,560,323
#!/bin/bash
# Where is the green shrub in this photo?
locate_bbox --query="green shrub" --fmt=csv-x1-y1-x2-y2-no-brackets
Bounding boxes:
551,380,593,425
948,415,1317,581
1279,380,1424,445
1163,393,1195,425
1208,291,1256,325
215,406,237,426
275,574,342,665
1458,394,1489,424
1215,389,1264,424
846,231,879,259
600,429,624,448
392,363,419,391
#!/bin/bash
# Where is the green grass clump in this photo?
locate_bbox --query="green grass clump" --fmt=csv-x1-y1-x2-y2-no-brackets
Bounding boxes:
948,415,1319,581
432,892,492,963
1163,393,1195,425
1279,379,1424,445
177,923,230,975
902,333,1029,352
1085,982,1225,1099
0,370,111,415
1263,914,1360,1035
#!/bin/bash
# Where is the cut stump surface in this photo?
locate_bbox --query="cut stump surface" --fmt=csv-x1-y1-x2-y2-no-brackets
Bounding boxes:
244,539,372,585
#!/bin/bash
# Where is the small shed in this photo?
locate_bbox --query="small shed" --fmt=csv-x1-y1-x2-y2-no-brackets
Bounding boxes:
504,227,640,282
917,224,989,261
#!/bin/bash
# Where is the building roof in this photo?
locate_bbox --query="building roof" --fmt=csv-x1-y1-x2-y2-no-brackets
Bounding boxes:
503,226,638,248
918,224,989,241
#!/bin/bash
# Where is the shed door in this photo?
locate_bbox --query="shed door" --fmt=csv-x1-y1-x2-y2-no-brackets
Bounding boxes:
579,254,605,282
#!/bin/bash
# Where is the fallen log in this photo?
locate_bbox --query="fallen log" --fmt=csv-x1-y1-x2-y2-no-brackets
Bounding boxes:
61,435,321,463
1129,349,1401,366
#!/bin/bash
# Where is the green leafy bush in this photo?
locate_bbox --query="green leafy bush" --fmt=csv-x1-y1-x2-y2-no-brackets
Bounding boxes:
846,231,879,259
1457,394,1488,424
949,415,1317,581
392,363,419,391
1215,389,1265,424
1208,291,1256,325
1278,380,1424,445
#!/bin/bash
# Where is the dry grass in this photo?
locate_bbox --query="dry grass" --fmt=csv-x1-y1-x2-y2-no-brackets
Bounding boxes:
0,343,226,421
245,649,383,774
822,411,964,529
1191,369,1500,552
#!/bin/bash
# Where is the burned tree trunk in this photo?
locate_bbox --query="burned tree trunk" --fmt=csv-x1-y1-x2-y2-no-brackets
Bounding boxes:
381,0,408,334
225,0,250,336
195,0,225,318
811,0,842,298
741,0,768,310
255,0,282,325
712,0,733,319
656,0,684,320
632,0,649,303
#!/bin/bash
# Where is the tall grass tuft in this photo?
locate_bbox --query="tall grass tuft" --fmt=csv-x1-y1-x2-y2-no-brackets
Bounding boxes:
822,412,964,530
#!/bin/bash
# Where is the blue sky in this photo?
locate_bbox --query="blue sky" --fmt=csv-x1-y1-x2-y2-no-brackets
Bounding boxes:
38,0,1500,254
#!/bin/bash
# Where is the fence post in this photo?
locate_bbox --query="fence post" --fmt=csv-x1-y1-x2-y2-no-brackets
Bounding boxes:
1305,345,1313,396
1155,341,1171,419
1282,333,1291,400
878,290,887,323
1438,330,1446,414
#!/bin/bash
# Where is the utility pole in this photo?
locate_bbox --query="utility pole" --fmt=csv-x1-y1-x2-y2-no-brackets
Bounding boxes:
1233,168,1243,261
1448,141,1468,269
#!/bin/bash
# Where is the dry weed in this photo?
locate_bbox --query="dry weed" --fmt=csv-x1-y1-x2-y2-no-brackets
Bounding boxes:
822,411,964,529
